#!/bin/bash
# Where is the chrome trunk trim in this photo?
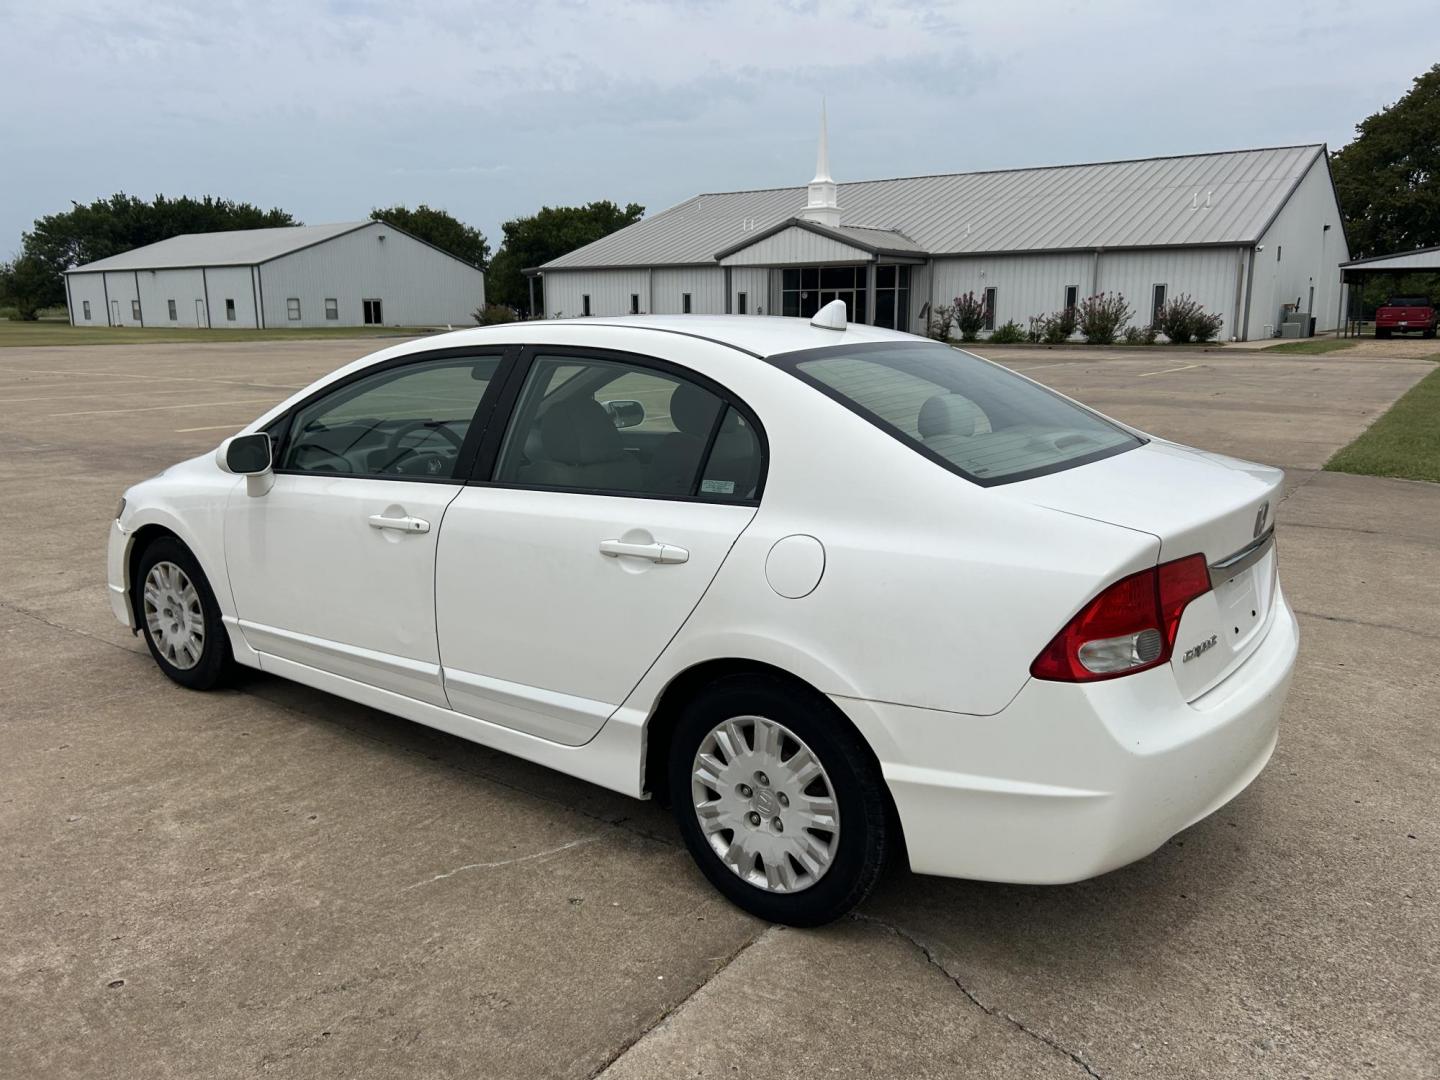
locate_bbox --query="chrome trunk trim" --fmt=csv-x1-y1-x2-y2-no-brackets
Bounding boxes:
1209,527,1276,588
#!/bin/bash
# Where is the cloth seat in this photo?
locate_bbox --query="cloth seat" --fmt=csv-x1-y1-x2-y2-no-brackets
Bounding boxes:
517,397,643,491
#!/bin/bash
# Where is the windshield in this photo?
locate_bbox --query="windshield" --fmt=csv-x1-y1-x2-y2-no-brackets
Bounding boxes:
773,341,1142,485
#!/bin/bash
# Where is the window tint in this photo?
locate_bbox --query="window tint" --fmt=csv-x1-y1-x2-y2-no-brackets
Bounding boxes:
281,355,497,479
779,342,1140,485
493,355,761,501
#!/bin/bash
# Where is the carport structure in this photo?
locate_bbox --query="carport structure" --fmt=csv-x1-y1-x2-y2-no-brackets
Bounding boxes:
1339,245,1440,336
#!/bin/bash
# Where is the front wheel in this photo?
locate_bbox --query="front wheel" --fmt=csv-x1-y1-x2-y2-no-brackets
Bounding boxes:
135,536,233,690
669,675,890,926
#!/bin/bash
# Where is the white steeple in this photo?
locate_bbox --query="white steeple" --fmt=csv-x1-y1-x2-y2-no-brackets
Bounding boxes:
799,100,841,228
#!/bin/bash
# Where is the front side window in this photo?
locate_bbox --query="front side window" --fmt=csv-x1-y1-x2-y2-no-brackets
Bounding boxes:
287,298,301,321
774,341,1141,486
280,355,498,479
492,354,762,501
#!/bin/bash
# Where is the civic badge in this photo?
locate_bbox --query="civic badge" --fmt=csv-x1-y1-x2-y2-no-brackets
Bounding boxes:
1183,635,1218,663
1254,503,1269,538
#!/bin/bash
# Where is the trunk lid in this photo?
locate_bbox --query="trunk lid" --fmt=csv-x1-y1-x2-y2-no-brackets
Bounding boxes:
1003,440,1283,700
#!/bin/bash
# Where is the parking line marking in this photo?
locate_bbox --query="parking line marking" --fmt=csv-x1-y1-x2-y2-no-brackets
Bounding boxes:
1138,362,1203,377
46,397,280,418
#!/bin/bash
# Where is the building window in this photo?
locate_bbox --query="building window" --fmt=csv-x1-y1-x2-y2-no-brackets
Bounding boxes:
1276,245,1283,262
1151,284,1167,326
682,293,692,314
873,265,911,330
582,294,591,317
737,292,748,315
780,266,866,322
363,298,383,324
131,299,142,321
82,300,91,321
167,299,178,321
225,298,236,321
287,298,301,321
629,293,640,315
983,287,997,332
325,298,339,320
1064,285,1078,312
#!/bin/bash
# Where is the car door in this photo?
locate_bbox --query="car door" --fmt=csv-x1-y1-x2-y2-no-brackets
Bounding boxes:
225,348,509,707
435,348,766,745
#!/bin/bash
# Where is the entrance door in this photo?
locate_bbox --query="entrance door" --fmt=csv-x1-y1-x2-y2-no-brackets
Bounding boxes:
435,348,765,745
224,351,503,706
110,300,120,325
195,299,208,328
363,298,383,325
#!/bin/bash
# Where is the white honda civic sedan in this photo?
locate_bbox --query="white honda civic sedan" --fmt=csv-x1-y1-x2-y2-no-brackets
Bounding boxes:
108,304,1297,925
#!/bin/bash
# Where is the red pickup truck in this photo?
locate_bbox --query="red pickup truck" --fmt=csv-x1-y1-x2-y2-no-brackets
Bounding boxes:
1375,296,1436,339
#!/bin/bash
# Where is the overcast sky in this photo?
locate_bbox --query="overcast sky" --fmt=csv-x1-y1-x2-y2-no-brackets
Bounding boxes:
2,0,1436,258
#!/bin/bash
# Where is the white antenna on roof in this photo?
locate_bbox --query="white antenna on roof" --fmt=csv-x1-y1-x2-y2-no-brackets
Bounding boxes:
811,298,848,330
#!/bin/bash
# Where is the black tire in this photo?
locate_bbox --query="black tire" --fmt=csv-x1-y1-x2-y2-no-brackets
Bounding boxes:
668,674,890,926
134,536,233,691
1424,328,1436,339
1376,328,1391,339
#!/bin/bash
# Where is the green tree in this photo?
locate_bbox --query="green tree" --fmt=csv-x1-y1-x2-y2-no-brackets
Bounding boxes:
486,201,645,316
14,194,297,316
1331,64,1440,257
369,204,490,268
0,254,53,320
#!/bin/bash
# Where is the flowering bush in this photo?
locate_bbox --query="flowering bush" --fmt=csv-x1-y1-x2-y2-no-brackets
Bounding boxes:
1076,292,1132,345
1121,323,1159,345
1158,295,1224,343
926,303,955,341
953,292,987,341
989,319,1026,343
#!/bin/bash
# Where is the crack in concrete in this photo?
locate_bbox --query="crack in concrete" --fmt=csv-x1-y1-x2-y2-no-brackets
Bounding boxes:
850,912,1104,1080
1292,608,1439,641
588,924,775,1079
400,834,606,891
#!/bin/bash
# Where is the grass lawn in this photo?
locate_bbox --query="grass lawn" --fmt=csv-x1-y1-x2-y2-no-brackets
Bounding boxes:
0,320,452,348
1260,338,1357,355
1326,363,1440,483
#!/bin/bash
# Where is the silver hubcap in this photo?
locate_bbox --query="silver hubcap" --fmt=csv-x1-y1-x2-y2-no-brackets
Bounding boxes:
143,561,205,670
691,715,840,894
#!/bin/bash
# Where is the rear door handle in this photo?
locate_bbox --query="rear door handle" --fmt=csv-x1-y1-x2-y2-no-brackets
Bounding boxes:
368,514,430,534
599,539,689,564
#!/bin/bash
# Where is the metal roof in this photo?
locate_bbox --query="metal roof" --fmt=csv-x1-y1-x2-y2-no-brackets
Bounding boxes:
1340,245,1440,272
541,145,1325,270
66,221,371,273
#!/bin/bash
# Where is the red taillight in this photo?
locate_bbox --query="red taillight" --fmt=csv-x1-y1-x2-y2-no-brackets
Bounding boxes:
1030,554,1211,682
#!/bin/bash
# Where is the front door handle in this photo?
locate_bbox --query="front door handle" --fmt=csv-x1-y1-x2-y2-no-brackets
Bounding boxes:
599,538,689,564
368,514,430,534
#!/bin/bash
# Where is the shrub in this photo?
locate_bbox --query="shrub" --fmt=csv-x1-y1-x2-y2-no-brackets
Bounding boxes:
1076,292,1132,345
473,303,518,325
1156,294,1223,344
1027,315,1046,343
925,303,955,341
1035,308,1078,344
953,292,987,341
988,319,1026,344
1121,323,1158,345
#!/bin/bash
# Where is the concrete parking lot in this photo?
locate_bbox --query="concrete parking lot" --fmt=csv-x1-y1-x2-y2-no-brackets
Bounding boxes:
1,336,1436,1079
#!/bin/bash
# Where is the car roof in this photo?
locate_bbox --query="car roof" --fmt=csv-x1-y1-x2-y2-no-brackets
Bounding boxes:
423,314,922,359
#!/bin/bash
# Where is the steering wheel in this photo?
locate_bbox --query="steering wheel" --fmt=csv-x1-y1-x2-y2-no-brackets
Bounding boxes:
289,442,353,472
379,420,464,473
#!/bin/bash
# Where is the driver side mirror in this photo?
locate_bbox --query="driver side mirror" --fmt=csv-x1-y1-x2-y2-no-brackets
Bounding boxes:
216,432,274,496
601,399,645,430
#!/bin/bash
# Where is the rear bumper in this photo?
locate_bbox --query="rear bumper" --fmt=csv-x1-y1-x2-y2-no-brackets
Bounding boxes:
833,589,1299,883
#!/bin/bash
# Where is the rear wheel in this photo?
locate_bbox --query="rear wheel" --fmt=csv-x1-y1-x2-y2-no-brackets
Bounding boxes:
135,537,233,690
1376,327,1392,339
668,674,889,926
1424,327,1436,339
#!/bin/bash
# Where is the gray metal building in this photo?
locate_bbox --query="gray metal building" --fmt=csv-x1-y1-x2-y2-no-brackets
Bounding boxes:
534,122,1348,341
65,220,484,329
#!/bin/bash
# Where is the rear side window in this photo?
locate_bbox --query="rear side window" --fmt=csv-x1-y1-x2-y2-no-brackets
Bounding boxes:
492,354,763,501
774,341,1142,485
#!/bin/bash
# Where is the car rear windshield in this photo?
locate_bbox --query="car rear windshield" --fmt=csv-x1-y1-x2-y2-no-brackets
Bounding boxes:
1386,296,1431,306
772,341,1143,485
